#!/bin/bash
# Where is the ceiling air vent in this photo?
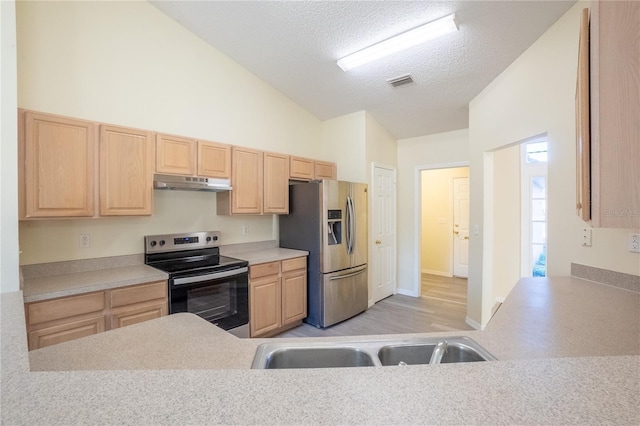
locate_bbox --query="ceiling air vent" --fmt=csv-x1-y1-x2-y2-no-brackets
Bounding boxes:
387,74,414,88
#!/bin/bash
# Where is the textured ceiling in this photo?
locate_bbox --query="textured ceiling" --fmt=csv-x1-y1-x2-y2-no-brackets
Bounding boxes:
151,1,575,139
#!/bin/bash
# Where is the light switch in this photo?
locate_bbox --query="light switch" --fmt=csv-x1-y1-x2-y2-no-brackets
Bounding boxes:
473,225,480,235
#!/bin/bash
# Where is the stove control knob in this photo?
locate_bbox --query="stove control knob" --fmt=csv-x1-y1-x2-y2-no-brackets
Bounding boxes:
206,236,212,242
149,240,157,247
213,235,218,241
159,240,165,246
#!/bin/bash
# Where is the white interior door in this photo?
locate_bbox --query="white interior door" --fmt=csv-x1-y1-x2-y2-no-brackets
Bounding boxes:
372,164,397,303
453,177,469,277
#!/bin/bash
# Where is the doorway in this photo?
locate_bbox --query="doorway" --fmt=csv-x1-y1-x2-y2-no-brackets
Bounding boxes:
420,165,470,309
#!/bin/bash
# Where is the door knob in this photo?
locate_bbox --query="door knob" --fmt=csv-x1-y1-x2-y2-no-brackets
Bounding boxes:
375,240,381,245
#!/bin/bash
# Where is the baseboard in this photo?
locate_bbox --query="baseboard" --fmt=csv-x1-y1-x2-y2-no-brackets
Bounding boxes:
397,288,420,297
465,316,483,330
421,269,452,277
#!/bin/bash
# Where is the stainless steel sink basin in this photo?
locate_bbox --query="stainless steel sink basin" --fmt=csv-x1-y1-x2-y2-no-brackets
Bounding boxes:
262,347,376,369
252,336,496,369
378,338,496,366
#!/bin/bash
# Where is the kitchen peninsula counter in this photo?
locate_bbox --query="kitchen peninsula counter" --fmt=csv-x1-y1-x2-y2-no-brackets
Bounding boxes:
3,276,639,424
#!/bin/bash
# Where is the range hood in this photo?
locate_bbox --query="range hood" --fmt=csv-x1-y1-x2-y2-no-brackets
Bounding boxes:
153,174,232,192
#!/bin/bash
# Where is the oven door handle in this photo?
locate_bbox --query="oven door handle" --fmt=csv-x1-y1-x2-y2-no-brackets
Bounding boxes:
172,267,248,286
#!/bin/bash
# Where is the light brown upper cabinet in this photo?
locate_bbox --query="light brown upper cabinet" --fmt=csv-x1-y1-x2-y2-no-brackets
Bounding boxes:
20,110,97,218
263,152,290,214
578,2,640,228
314,160,337,180
289,156,337,181
198,140,231,178
155,133,196,176
99,125,154,216
218,148,290,215
289,156,314,180
575,8,591,222
155,134,231,179
218,146,263,214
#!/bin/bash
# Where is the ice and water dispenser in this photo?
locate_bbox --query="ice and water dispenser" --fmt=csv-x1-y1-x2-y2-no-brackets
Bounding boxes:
327,209,342,245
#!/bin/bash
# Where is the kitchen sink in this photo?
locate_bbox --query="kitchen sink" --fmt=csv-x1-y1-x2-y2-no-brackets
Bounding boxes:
262,347,376,369
251,336,496,369
378,339,496,365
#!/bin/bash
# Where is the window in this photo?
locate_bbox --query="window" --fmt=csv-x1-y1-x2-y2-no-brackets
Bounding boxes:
521,140,547,277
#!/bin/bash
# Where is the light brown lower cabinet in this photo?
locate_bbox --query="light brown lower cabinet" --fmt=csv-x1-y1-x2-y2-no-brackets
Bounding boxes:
25,280,167,351
28,314,106,351
107,281,168,329
249,257,307,338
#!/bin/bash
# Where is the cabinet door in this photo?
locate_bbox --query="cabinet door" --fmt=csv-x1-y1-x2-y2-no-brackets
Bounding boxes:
575,8,591,222
289,156,314,181
99,125,154,216
28,315,105,350
21,110,96,218
156,134,196,176
263,152,289,214
281,258,307,325
110,301,167,329
590,1,640,228
249,274,281,337
314,160,337,180
107,281,167,329
198,140,231,178
226,146,263,214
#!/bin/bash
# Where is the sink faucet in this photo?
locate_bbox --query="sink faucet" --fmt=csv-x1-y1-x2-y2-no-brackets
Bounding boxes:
429,340,448,364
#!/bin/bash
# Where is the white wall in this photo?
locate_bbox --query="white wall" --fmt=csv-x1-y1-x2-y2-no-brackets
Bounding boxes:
491,144,521,302
396,129,469,296
1,0,20,293
320,111,367,183
468,1,639,327
365,111,397,172
16,0,324,265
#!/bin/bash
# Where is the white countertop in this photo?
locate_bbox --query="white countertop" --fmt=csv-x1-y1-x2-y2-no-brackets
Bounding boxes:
21,247,307,303
3,276,639,424
230,247,308,265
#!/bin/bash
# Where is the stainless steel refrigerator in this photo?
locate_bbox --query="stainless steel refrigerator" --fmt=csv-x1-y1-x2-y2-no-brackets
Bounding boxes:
279,180,368,328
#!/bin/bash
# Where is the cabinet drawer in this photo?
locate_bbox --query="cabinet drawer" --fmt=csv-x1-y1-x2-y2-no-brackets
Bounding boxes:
282,257,306,273
250,262,280,279
27,292,105,326
109,281,167,308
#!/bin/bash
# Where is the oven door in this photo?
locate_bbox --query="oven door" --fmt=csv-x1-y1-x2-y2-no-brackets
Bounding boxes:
169,267,249,333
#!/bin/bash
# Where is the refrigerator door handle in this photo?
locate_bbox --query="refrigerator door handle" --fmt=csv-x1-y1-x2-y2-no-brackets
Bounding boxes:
346,196,355,255
328,266,367,280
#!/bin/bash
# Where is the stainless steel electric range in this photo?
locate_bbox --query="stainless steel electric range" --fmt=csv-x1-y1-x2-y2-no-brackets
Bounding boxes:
144,231,249,337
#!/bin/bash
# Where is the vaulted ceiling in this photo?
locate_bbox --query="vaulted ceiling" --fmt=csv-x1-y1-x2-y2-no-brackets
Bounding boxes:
152,1,576,139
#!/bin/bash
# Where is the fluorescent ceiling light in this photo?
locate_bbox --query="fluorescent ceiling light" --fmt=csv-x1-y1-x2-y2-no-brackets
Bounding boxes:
337,13,458,72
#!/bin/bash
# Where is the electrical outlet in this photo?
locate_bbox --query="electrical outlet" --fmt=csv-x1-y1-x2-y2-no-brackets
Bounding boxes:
629,233,640,253
581,228,592,247
79,234,91,249
242,226,249,235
